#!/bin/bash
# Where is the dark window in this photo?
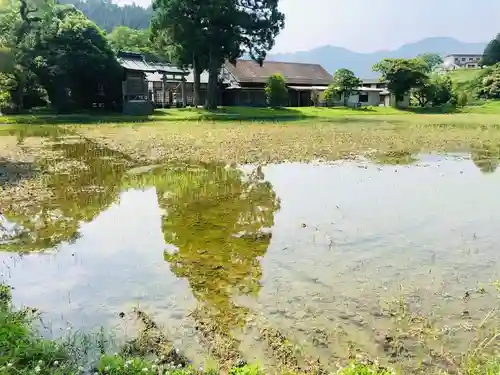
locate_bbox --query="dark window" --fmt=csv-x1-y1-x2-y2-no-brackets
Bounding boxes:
376,83,385,89
359,94,369,103
462,57,466,61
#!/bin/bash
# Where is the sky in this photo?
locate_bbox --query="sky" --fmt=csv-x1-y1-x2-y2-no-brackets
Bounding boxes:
115,0,500,53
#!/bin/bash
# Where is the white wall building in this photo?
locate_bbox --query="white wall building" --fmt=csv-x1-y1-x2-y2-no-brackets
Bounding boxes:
443,54,483,70
332,79,410,108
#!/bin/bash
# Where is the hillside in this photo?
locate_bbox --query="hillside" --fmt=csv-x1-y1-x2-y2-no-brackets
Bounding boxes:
268,37,487,78
58,0,153,32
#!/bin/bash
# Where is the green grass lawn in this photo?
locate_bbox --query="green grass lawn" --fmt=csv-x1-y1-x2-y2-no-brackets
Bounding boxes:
1,101,499,126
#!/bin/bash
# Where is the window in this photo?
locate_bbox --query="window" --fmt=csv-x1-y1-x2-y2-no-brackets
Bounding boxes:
359,94,369,103
376,83,385,89
461,58,466,61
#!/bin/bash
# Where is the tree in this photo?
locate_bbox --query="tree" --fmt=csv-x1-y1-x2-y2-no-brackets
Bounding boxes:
107,26,152,54
327,68,361,106
418,53,443,72
476,64,500,99
29,5,123,112
150,0,211,107
58,0,153,32
412,74,452,107
482,33,500,66
151,0,285,109
323,85,340,107
373,58,428,107
264,73,287,107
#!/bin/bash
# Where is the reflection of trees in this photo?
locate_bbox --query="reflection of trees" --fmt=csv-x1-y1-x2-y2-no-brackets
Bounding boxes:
1,141,131,251
471,144,500,174
138,163,280,331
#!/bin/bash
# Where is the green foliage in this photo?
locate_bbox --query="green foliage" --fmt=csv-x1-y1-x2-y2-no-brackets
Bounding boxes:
457,91,469,108
228,364,262,375
417,53,443,72
476,64,500,100
107,26,153,54
0,283,77,374
482,33,500,66
323,85,340,106
28,6,123,112
373,58,428,106
412,74,453,107
58,0,153,32
336,363,395,375
265,73,288,107
328,68,361,106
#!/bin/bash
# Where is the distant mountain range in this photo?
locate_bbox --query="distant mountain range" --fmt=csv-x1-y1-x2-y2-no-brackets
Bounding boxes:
268,37,487,78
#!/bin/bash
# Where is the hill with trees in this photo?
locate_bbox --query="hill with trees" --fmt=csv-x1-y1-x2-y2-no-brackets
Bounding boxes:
57,0,153,31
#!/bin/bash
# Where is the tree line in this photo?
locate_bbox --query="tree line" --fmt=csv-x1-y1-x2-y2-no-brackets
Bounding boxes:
0,0,284,112
58,0,153,32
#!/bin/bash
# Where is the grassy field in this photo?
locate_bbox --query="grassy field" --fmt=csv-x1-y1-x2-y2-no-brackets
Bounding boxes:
1,102,500,126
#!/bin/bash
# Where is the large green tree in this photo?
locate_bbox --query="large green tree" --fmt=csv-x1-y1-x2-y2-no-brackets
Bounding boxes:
28,5,122,112
412,74,453,107
327,68,361,106
150,0,210,107
482,33,500,66
151,0,284,109
373,58,428,107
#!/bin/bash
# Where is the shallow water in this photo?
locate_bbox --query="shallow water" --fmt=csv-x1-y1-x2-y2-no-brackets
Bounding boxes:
1,139,500,370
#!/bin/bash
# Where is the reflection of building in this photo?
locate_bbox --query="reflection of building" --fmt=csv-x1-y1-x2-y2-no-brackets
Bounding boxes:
443,54,483,70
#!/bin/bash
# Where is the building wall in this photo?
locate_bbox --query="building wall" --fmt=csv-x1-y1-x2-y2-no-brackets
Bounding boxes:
338,91,382,106
444,55,482,69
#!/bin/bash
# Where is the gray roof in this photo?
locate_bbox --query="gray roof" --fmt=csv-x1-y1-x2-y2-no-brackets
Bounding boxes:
225,59,332,86
117,52,187,75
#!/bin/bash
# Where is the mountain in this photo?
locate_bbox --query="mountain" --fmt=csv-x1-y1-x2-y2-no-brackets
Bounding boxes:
267,37,487,78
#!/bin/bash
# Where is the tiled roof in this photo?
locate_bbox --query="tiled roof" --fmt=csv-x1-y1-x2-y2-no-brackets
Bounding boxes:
225,59,332,86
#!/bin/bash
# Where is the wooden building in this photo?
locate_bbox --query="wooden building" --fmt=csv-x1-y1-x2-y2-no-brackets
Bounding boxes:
221,60,333,107
117,52,188,114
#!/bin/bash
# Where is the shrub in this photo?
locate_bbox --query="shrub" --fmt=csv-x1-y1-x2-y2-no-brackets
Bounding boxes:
265,73,288,108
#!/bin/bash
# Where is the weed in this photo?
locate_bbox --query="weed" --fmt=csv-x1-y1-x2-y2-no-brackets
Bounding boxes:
336,362,396,375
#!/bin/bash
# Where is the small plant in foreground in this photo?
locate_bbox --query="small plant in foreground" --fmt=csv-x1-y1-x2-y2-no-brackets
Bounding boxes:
98,354,198,375
336,362,396,375
228,364,262,375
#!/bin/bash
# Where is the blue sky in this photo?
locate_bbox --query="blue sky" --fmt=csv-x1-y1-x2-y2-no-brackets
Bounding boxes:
116,0,500,53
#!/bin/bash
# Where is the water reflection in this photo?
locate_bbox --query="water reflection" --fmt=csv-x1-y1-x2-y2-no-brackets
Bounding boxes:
471,143,500,174
1,140,133,251
124,163,280,331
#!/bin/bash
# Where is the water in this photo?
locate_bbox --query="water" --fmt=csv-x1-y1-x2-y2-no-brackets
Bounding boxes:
1,139,500,370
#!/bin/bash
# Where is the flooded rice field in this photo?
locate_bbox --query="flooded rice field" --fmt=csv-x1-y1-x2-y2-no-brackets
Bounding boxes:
1,136,500,372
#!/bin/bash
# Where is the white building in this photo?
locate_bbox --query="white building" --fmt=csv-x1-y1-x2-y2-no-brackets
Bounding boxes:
331,79,410,108
443,54,483,70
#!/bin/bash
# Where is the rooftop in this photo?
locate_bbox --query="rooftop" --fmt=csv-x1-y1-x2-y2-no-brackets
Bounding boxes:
117,51,187,75
225,59,332,86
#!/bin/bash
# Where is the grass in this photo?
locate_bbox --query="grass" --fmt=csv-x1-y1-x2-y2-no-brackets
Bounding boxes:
2,102,500,126
0,282,404,375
